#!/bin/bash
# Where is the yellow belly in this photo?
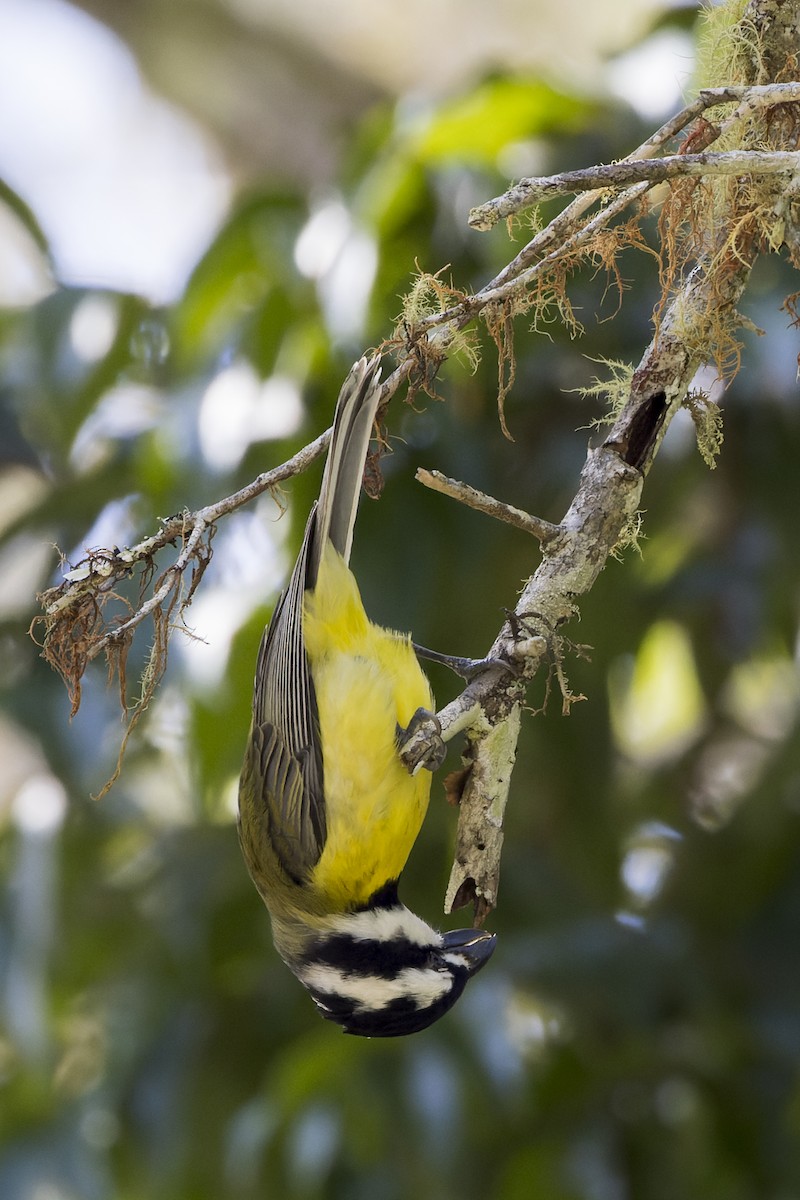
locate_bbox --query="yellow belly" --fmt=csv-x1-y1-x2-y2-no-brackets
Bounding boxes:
303,543,434,910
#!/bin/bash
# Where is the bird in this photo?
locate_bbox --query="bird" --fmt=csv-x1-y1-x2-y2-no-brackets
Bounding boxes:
238,355,496,1037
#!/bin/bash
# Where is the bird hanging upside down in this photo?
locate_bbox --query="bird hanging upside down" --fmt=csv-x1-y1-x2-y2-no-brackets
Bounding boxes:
238,356,496,1036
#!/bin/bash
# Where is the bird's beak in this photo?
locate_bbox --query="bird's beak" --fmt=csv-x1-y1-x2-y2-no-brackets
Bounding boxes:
442,928,497,975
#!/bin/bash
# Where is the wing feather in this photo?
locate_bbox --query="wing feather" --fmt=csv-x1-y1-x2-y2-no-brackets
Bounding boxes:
248,505,326,879
241,357,382,885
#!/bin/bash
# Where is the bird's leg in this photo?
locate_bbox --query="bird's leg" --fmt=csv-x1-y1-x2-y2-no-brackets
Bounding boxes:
397,708,447,776
412,642,518,681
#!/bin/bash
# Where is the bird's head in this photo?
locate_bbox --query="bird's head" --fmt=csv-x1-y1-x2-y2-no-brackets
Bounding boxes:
292,899,496,1037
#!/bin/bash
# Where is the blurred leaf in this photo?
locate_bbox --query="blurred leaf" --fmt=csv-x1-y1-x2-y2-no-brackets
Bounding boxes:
241,286,294,375
355,152,428,240
174,193,307,367
192,606,271,812
412,77,596,166
608,620,707,765
7,289,152,472
0,175,53,266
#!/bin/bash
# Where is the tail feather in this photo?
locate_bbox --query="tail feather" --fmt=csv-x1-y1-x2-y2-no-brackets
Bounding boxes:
309,356,382,582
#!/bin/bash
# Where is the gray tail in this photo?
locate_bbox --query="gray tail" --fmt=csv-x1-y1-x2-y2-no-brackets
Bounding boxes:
308,356,383,582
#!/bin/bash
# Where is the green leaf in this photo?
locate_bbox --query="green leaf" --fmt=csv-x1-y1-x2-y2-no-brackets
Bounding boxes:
412,77,596,166
174,192,307,366
0,175,53,266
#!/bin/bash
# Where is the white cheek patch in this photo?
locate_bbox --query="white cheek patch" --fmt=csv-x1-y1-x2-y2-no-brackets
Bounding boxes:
328,906,443,949
443,952,472,969
300,964,452,1013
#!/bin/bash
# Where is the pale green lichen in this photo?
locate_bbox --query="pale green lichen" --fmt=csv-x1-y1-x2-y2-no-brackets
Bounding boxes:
684,389,724,468
576,357,636,428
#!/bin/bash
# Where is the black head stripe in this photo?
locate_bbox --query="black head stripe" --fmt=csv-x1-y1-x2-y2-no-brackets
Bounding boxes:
304,932,433,978
309,989,357,1023
360,880,400,910
311,983,469,1038
342,995,435,1038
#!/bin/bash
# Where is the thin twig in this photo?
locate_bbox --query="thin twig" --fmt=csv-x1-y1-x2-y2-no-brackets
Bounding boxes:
415,469,563,543
43,427,332,628
416,185,650,334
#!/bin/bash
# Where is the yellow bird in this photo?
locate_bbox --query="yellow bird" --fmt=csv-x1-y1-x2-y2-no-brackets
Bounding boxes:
238,356,495,1037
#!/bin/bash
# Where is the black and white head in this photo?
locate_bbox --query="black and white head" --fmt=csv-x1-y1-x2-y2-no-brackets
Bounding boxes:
294,891,497,1037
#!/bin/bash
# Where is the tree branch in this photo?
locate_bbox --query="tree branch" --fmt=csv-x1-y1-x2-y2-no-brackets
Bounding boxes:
474,149,800,207
34,429,332,719
469,82,800,231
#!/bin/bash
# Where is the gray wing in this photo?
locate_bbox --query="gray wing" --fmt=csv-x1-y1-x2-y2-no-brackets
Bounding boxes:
247,505,326,883
242,357,382,884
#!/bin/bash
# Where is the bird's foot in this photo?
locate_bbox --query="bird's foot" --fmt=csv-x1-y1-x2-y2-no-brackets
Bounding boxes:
397,707,446,776
412,643,518,682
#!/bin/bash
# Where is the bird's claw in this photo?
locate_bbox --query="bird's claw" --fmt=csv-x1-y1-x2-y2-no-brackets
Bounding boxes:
397,708,446,776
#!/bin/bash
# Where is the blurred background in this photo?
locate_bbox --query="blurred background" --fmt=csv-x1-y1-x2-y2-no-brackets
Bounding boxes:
2,0,800,1197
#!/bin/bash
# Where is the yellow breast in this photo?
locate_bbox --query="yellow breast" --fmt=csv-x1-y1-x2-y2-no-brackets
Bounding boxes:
302,543,434,910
